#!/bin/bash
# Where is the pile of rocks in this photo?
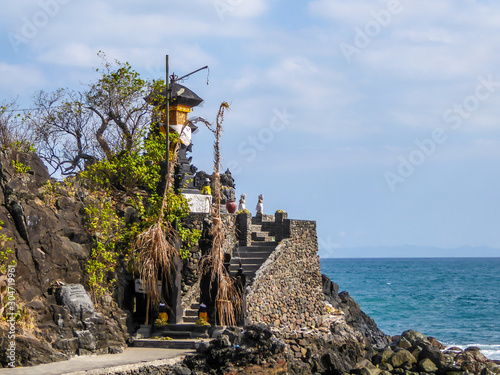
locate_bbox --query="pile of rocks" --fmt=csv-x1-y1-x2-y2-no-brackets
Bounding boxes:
143,325,499,375
360,329,500,375
186,324,288,374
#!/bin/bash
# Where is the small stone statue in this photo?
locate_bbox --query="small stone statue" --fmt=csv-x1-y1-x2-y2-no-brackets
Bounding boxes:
220,168,235,188
201,178,211,195
238,194,246,211
256,194,264,214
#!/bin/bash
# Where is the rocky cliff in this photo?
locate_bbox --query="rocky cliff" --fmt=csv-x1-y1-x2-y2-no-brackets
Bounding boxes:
0,149,128,367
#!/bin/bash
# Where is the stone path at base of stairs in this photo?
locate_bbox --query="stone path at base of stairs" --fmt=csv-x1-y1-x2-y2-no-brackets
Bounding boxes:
1,347,194,375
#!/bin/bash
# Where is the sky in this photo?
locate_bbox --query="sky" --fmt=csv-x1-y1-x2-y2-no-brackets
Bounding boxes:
1,0,500,258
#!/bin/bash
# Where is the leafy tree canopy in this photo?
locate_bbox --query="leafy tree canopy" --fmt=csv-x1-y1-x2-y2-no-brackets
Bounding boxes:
26,52,165,177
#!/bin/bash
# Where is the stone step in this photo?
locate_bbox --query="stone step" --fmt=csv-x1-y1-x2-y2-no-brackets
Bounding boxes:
231,254,272,264
161,331,192,340
252,231,272,238
230,258,269,265
190,302,200,310
184,309,198,317
229,260,263,267
152,324,210,339
234,248,274,255
250,241,277,247
260,222,276,231
133,338,212,350
253,238,275,243
182,316,198,324
229,264,261,273
235,250,274,257
238,245,275,252
232,256,271,264
180,301,200,324
251,215,274,224
252,235,275,242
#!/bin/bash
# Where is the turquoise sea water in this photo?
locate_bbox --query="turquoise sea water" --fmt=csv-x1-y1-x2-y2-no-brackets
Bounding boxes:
320,258,500,360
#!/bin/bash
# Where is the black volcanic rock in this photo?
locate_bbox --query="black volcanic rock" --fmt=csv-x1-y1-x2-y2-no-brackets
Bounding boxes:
0,150,128,368
323,274,390,351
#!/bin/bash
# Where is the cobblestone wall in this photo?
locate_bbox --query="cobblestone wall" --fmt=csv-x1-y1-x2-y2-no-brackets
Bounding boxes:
246,220,326,331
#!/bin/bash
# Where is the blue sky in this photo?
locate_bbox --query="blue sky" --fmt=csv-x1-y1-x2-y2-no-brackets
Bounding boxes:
1,0,500,257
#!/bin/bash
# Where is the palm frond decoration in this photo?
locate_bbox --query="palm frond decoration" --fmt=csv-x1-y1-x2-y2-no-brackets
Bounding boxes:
132,126,186,324
195,102,242,326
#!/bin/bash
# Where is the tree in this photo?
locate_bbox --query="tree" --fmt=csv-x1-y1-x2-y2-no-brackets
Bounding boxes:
29,89,97,174
27,53,163,176
0,99,30,151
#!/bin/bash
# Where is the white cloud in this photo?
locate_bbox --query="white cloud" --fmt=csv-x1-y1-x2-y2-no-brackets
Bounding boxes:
230,0,269,18
0,63,46,92
308,0,387,24
37,42,96,67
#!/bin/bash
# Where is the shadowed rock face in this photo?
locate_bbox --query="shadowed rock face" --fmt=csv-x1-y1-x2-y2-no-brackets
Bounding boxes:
0,150,90,300
322,274,391,351
0,150,128,368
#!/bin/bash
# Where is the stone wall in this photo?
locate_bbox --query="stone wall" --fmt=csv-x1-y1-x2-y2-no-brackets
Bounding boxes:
246,220,326,331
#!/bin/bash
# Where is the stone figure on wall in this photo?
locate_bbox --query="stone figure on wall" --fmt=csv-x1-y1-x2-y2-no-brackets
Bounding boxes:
238,194,246,211
256,194,264,214
220,168,235,188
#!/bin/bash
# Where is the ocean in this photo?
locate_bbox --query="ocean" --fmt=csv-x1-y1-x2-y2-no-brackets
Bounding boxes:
320,257,500,360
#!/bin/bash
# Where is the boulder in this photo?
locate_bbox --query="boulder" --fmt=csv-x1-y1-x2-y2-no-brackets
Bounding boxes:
454,347,490,374
390,349,417,368
419,357,439,373
391,330,429,350
353,359,381,375
56,284,95,319
418,341,446,370
372,348,394,365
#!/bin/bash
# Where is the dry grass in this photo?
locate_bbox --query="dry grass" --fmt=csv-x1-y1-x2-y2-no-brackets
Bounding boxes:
134,222,177,306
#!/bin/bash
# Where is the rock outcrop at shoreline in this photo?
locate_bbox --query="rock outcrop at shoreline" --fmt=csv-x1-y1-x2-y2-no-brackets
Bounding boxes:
118,275,500,374
114,326,500,374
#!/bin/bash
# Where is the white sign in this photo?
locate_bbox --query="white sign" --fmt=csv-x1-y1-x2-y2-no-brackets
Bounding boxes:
184,193,212,213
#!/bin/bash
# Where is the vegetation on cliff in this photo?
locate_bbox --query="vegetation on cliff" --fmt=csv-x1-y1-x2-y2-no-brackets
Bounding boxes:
0,54,200,305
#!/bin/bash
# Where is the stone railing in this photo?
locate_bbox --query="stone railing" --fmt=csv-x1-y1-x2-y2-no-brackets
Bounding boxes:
245,219,326,331
236,210,293,245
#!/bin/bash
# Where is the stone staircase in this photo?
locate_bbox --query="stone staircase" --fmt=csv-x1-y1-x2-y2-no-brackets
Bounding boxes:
230,219,278,284
181,218,278,322
134,217,278,348
181,301,199,324
133,322,211,349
